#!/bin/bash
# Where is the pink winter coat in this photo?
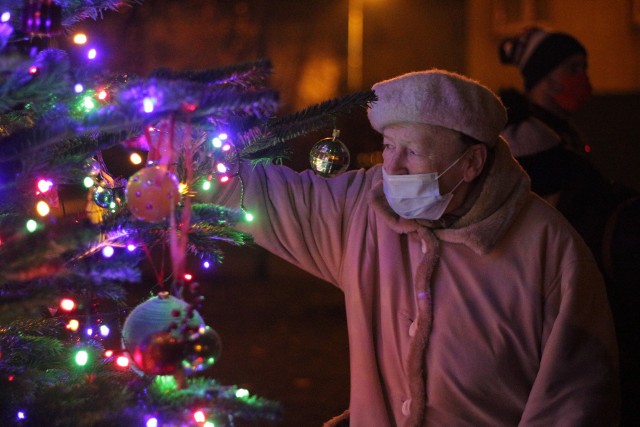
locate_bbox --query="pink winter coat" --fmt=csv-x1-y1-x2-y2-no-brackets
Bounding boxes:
215,138,619,426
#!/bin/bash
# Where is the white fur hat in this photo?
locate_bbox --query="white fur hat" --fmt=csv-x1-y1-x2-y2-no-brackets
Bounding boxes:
367,69,507,147
503,117,560,157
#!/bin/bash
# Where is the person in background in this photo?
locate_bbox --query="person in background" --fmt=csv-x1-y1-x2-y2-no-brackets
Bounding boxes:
498,26,592,153
212,69,619,426
499,27,639,426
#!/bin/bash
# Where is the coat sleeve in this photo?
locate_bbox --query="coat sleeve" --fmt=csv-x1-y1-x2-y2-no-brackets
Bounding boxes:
518,253,620,426
210,161,371,286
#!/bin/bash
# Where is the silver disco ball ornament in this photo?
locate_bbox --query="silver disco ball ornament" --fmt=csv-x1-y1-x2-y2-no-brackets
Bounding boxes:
92,186,115,208
309,129,350,177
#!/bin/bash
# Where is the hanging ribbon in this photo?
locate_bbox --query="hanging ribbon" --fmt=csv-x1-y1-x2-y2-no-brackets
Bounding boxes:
167,117,193,296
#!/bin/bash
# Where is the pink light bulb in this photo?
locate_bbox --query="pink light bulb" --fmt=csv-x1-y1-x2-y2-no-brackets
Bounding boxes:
37,179,53,193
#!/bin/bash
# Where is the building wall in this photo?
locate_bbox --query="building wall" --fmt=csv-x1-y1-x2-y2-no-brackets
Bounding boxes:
266,0,467,112
466,0,640,93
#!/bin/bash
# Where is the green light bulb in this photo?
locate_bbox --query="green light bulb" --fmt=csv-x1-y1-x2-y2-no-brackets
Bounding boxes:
26,219,38,233
83,177,94,188
75,350,89,366
83,97,95,111
235,388,249,398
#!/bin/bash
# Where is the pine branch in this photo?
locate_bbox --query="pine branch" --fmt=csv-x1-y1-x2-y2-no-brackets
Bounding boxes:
0,217,99,285
0,350,140,427
0,335,66,370
45,264,136,303
0,318,64,338
187,223,250,263
145,376,282,425
0,49,73,114
0,80,279,165
149,58,273,89
0,0,140,27
190,203,245,225
238,90,376,161
113,76,279,126
0,136,102,199
59,0,142,26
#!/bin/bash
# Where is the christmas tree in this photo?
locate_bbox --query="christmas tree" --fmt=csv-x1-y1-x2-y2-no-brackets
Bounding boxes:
0,1,374,426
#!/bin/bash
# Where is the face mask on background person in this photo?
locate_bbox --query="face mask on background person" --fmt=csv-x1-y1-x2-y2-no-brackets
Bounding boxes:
382,151,466,220
551,72,592,113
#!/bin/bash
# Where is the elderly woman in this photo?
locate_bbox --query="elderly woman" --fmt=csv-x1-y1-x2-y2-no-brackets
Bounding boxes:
214,69,619,426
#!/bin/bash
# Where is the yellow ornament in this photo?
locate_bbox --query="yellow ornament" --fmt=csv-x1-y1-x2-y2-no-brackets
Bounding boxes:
126,166,180,222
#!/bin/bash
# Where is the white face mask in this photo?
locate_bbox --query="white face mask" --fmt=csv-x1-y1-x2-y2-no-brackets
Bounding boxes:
382,152,466,220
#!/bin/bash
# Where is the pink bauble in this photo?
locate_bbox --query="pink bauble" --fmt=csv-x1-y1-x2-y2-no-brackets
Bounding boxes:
122,293,205,374
126,166,180,222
